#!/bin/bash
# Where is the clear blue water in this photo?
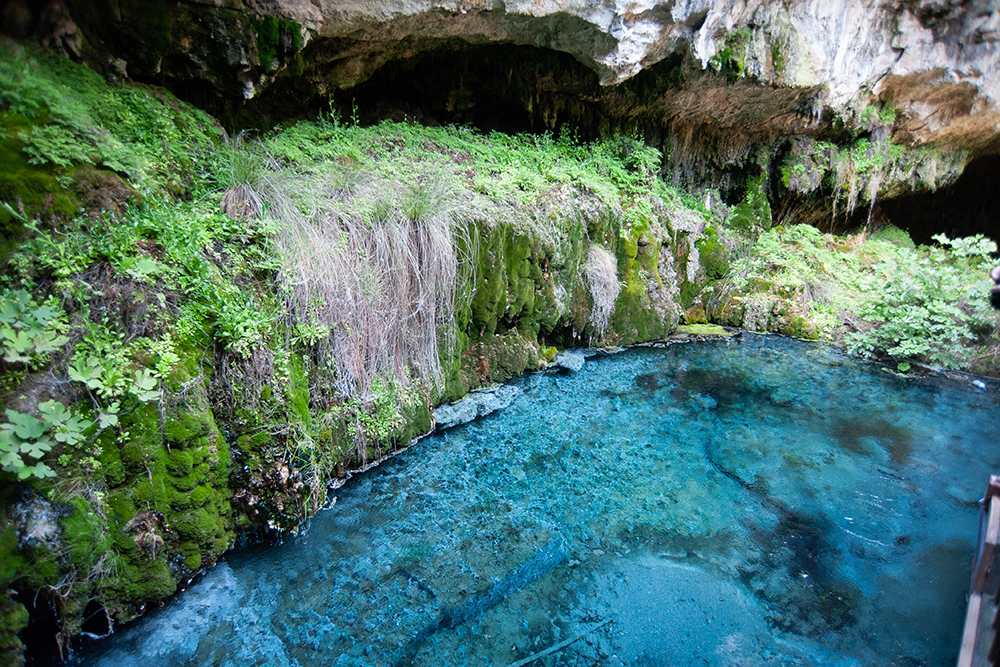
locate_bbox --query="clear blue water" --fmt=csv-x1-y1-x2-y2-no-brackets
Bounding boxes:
81,335,1000,667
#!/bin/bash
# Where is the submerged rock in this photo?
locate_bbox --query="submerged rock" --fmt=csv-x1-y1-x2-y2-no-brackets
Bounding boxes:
434,385,521,429
552,350,587,373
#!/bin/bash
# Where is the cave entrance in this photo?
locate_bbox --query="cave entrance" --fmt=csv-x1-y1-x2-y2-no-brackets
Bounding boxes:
332,42,605,137
879,154,1000,246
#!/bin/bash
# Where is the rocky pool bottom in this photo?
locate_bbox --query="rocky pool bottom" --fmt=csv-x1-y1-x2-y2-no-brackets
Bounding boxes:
78,334,1000,666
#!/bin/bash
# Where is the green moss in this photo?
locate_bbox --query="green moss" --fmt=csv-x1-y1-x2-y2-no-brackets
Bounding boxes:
728,174,772,232
60,498,110,570
709,27,753,82
163,409,212,447
459,331,543,389
681,285,701,311
189,484,214,508
133,2,174,66
97,433,126,487
676,324,732,336
118,405,162,471
166,449,194,476
170,506,227,555
770,39,786,77
504,231,536,323
0,589,28,667
255,17,280,71
236,430,271,454
0,527,25,584
254,17,301,71
695,227,730,280
109,556,174,608
392,388,433,446
870,224,915,249
0,115,82,252
469,226,509,336
287,353,311,424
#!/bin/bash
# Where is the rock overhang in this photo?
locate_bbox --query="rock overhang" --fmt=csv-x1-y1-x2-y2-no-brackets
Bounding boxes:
8,0,995,152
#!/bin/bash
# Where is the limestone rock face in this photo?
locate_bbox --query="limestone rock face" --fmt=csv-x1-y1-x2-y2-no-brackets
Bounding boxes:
39,0,998,149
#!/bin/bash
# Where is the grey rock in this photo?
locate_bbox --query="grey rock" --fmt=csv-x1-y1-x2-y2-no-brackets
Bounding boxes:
12,495,62,552
434,384,521,429
553,350,586,372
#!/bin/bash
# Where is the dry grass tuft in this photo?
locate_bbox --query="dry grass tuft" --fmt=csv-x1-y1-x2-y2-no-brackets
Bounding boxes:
585,244,620,340
221,183,264,220
270,169,468,399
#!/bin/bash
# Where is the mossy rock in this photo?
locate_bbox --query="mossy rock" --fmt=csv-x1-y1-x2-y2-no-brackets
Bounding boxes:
165,449,194,476
0,114,81,260
683,304,708,324
773,304,820,340
675,324,732,336
694,226,730,280
460,331,543,389
107,556,174,618
118,403,163,471
236,430,272,454
168,482,214,511
0,590,28,667
59,498,111,572
0,525,26,586
392,389,433,446
170,505,228,555
163,409,213,447
97,433,127,488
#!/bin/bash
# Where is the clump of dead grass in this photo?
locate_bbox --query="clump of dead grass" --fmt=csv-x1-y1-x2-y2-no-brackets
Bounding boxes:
585,244,620,340
270,167,469,399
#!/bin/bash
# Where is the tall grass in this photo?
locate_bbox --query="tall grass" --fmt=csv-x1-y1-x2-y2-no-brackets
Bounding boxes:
270,167,468,399
219,132,269,219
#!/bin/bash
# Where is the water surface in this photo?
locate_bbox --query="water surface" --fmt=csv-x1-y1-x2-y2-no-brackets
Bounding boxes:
82,335,1000,666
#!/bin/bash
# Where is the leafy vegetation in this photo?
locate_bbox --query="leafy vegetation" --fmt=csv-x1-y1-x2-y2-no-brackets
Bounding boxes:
710,28,753,82
0,289,67,368
712,223,1000,371
846,234,998,370
0,40,222,242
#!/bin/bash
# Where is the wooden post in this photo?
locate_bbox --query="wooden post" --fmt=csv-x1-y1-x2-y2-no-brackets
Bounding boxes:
957,475,1000,667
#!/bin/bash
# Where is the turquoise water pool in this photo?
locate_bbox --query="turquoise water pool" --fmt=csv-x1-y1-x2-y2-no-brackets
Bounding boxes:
81,335,1000,666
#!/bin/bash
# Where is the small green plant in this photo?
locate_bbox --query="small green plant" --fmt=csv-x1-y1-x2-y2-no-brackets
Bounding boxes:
341,379,405,447
0,401,90,479
215,295,274,355
709,28,753,82
219,133,269,219
858,103,897,132
68,321,163,404
17,220,95,278
0,289,68,366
